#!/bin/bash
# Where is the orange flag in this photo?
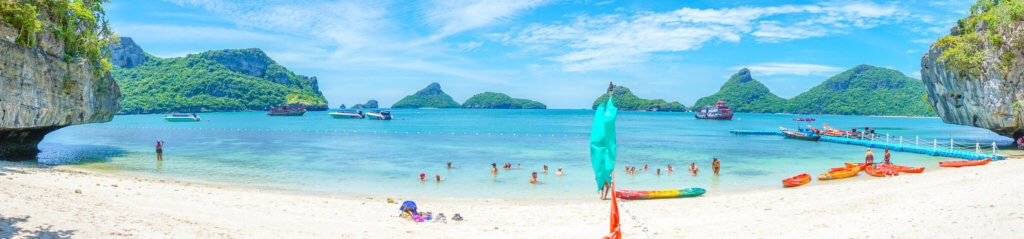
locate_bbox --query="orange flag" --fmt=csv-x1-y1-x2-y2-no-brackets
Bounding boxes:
603,182,621,239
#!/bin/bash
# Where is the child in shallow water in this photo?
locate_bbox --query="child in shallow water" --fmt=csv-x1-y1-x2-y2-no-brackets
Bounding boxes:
555,167,564,176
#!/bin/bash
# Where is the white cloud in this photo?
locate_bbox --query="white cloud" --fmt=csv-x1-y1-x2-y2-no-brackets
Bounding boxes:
502,2,907,71
906,49,921,53
911,38,935,44
732,63,844,76
421,0,550,42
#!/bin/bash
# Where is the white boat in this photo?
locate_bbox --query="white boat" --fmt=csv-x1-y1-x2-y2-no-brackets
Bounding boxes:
329,110,365,119
164,113,200,122
366,110,393,120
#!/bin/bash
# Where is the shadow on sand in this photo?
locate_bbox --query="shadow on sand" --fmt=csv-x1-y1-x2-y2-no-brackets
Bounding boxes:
0,214,75,239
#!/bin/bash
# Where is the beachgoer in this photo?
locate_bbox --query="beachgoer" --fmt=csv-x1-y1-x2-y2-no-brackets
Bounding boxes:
712,158,720,175
555,167,564,176
630,167,637,174
865,148,874,165
1018,137,1023,150
689,162,699,175
517,163,521,169
447,162,452,168
883,149,891,164
419,173,426,181
435,174,444,182
491,163,498,175
643,163,648,171
666,164,674,172
656,168,661,175
624,165,630,172
542,165,548,173
530,172,541,184
155,139,164,161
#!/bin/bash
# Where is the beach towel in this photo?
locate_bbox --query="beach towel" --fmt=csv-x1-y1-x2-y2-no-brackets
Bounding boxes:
591,92,617,191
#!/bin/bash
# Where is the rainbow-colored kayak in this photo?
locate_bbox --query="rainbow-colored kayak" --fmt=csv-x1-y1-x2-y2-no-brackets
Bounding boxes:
615,188,706,200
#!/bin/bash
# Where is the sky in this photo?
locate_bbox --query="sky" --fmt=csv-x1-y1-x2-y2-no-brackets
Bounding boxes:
103,0,976,109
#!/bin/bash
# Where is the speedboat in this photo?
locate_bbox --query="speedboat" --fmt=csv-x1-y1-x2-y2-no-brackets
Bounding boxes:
329,110,365,119
164,113,200,122
366,110,393,120
267,105,306,116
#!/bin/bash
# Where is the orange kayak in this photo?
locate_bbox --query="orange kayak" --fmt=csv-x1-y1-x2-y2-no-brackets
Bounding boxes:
844,162,867,168
939,158,991,167
782,174,811,187
878,163,924,173
875,164,900,175
864,165,885,177
818,168,858,180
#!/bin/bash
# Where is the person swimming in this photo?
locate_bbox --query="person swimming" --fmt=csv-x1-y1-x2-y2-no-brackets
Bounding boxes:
643,163,648,171
656,168,661,175
419,173,426,181
542,165,548,173
689,162,699,176
529,172,542,184
447,162,456,169
666,164,674,172
517,163,521,169
435,174,444,182
555,167,564,176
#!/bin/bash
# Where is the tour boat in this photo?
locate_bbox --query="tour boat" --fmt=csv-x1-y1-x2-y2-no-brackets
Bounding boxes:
366,110,393,120
329,110,365,119
164,113,200,122
267,105,306,116
695,101,734,120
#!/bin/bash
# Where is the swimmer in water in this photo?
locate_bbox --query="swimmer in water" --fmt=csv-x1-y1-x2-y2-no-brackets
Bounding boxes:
529,172,542,184
542,165,548,173
555,167,564,176
419,173,426,181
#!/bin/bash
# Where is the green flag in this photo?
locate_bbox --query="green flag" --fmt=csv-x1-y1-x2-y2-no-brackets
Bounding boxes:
590,94,617,191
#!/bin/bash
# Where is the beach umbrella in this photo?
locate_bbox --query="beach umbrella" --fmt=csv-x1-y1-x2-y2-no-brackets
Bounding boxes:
591,84,618,192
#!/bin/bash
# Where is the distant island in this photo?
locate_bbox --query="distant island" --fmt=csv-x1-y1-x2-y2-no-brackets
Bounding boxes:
350,100,379,109
108,37,328,114
692,65,934,116
462,92,546,109
391,82,460,108
592,86,686,112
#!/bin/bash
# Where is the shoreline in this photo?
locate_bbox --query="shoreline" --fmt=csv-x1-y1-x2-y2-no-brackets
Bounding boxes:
3,159,1023,238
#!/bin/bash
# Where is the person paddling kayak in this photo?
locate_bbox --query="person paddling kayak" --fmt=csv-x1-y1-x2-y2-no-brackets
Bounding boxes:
865,148,874,165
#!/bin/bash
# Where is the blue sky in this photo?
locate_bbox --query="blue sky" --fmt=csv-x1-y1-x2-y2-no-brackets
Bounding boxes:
104,0,975,109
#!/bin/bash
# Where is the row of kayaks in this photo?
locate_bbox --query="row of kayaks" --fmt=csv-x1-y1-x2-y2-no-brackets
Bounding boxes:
782,158,992,187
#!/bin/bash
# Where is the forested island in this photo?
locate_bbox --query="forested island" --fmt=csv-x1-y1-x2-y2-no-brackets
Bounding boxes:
462,92,546,109
108,38,328,114
591,86,686,112
391,82,460,108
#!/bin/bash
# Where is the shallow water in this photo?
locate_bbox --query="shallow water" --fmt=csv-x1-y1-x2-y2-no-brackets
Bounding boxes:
35,109,1011,198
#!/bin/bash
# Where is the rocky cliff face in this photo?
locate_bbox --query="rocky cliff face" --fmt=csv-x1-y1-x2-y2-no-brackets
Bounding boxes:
106,37,149,68
0,23,121,157
921,24,1024,140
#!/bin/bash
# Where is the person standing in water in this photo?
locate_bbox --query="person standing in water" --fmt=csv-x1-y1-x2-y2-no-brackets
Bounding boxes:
529,172,542,184
689,162,699,176
491,163,498,175
883,149,892,165
541,165,548,173
155,139,164,161
865,148,874,165
712,158,721,175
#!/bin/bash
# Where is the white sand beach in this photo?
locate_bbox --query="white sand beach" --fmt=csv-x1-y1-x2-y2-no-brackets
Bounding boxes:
1,159,1022,238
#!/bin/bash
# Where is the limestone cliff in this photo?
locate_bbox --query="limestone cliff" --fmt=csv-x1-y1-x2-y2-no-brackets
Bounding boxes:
0,23,121,156
106,37,150,68
920,2,1024,139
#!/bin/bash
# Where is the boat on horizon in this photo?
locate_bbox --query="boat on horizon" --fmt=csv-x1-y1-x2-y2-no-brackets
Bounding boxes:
164,113,200,122
695,101,734,120
329,110,365,119
366,110,393,120
267,105,307,116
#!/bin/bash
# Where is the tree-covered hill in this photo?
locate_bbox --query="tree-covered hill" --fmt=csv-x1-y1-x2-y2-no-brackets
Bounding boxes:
692,68,787,113
350,100,379,109
787,65,935,116
391,82,460,108
109,39,327,114
462,92,546,109
690,65,934,116
592,86,686,112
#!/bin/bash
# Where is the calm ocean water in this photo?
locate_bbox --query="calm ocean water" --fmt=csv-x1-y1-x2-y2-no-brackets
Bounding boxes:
34,109,1012,198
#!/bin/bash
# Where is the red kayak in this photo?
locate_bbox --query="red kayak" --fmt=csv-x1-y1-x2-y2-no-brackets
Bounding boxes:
782,174,811,187
939,158,991,168
878,163,924,173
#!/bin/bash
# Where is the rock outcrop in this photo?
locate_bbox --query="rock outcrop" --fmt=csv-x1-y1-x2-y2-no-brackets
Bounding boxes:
692,68,785,112
0,23,121,157
920,3,1024,139
592,86,685,112
106,37,149,68
350,100,379,109
463,92,546,109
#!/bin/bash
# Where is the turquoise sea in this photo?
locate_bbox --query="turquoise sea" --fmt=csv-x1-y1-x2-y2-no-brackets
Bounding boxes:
34,109,1012,198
